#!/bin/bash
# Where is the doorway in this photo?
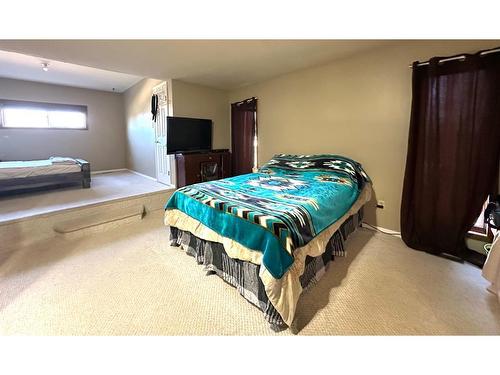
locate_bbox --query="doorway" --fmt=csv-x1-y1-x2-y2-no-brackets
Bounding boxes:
152,82,171,185
231,97,257,176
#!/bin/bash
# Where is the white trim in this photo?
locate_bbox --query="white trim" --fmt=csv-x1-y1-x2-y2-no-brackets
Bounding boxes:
92,168,175,188
91,168,127,175
127,169,176,189
362,222,401,237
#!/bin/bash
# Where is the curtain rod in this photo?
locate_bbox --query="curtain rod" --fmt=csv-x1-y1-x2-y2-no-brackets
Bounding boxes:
233,97,257,106
408,47,500,68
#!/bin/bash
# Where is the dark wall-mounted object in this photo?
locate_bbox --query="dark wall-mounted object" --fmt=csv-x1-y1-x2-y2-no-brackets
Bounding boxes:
151,94,158,121
175,149,231,187
167,116,212,154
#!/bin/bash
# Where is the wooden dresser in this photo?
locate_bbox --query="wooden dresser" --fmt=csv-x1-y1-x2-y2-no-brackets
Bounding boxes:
174,149,231,187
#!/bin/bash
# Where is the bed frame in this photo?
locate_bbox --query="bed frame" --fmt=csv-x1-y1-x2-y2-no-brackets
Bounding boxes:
0,159,91,195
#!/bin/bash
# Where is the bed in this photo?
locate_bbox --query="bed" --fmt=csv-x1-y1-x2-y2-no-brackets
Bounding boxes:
164,154,372,330
0,157,91,195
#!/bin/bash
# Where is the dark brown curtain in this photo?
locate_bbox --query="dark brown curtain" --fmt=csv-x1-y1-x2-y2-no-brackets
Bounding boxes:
231,98,257,176
401,50,500,259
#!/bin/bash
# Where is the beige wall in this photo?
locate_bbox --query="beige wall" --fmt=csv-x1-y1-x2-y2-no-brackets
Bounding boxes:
123,78,229,179
171,80,230,150
229,40,500,231
123,78,163,178
0,77,126,171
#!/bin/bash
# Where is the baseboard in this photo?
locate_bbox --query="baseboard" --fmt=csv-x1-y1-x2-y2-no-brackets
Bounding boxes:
92,168,128,175
127,169,176,189
127,169,157,181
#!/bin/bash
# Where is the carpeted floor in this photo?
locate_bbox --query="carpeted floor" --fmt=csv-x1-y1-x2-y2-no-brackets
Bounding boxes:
1,210,499,335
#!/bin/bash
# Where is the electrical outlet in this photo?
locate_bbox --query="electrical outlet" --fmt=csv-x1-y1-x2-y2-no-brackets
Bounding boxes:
376,200,385,209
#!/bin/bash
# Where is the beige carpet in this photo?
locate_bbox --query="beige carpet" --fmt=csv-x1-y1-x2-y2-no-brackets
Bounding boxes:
1,210,499,335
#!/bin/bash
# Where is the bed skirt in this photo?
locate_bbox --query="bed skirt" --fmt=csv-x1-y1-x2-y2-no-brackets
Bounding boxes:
169,207,363,331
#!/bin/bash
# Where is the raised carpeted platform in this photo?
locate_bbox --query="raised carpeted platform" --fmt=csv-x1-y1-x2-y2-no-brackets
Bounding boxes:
0,171,174,252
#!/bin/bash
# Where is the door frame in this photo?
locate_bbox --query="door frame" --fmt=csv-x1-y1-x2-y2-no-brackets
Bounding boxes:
152,81,173,185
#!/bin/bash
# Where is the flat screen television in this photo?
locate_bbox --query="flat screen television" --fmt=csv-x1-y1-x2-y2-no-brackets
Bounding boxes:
166,116,212,154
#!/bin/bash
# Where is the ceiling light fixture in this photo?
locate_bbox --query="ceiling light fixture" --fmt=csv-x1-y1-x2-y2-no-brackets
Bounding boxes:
41,62,49,72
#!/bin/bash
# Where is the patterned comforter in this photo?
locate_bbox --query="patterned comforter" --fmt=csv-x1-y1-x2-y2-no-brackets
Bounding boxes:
165,154,370,280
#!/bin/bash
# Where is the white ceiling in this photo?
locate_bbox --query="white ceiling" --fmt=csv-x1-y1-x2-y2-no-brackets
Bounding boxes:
0,49,143,93
0,40,393,90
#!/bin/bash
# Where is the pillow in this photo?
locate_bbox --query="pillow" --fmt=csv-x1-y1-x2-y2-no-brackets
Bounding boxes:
259,154,371,183
49,156,77,165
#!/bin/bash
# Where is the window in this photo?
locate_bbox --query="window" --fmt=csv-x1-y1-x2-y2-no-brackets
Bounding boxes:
0,100,87,130
468,196,496,242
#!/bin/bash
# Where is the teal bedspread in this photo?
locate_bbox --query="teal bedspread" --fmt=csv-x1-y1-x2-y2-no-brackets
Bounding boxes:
165,154,370,279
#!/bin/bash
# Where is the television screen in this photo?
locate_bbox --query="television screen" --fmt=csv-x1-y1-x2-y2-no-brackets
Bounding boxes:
166,116,212,154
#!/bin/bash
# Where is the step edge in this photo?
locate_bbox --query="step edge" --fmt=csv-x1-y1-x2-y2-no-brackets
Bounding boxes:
54,210,145,234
